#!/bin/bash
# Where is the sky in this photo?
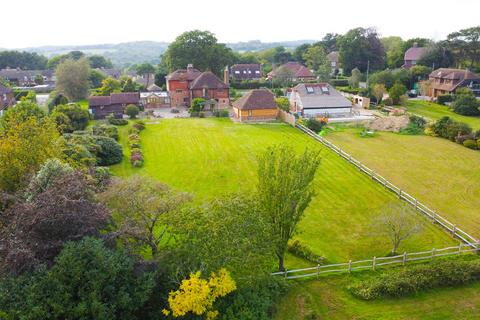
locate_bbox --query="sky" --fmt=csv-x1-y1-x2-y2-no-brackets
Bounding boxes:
1,0,479,48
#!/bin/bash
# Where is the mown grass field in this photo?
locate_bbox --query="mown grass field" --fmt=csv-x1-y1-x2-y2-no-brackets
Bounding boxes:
327,128,480,238
111,118,456,266
406,100,480,130
274,259,480,320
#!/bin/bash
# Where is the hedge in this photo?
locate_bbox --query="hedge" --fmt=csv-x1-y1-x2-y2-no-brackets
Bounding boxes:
436,94,453,105
349,259,480,300
330,79,349,87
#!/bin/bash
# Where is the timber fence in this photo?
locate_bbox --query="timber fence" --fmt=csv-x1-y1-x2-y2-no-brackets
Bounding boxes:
272,244,480,279
296,123,479,246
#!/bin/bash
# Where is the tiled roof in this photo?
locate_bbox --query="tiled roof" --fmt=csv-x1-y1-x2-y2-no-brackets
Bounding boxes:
230,64,262,71
89,96,111,107
190,71,228,89
269,62,315,79
233,89,277,110
429,68,480,92
404,46,426,61
166,68,202,81
0,69,53,79
110,92,140,104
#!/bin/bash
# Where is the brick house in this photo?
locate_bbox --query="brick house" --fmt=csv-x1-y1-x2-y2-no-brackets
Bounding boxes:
267,62,316,82
0,84,15,115
230,64,262,81
428,68,480,97
233,89,278,122
88,92,140,119
402,43,426,69
166,64,229,108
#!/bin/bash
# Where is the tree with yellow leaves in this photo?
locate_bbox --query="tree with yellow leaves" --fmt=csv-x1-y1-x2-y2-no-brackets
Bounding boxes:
163,268,236,320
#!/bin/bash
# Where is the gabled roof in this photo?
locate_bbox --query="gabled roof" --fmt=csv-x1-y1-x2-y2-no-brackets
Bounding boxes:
89,96,111,107
233,89,277,110
147,83,162,92
429,68,480,92
89,92,139,107
269,62,315,79
404,45,426,61
230,64,262,71
293,83,352,109
190,71,228,90
0,69,53,79
166,67,202,81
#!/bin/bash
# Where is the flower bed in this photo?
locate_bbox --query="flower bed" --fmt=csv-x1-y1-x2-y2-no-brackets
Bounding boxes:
128,121,146,167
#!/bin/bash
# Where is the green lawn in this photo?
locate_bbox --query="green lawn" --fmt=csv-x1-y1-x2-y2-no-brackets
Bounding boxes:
327,129,480,239
406,100,480,130
274,260,480,320
111,118,456,266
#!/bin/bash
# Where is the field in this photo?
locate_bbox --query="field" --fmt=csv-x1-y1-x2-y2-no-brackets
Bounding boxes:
111,118,456,266
327,128,480,238
406,100,480,130
274,265,480,320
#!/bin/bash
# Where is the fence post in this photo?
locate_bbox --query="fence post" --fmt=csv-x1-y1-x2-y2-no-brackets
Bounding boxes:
432,211,436,224
284,268,288,279
370,170,374,179
452,225,456,237
458,243,463,254
317,264,320,279
348,260,352,273
432,248,436,260
398,189,402,199
372,256,376,271
403,252,407,265
414,199,418,211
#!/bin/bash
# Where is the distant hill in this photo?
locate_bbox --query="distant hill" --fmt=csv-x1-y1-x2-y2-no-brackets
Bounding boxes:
9,40,318,68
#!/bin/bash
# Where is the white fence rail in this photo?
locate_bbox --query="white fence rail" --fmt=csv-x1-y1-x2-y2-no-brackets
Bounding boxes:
272,244,479,279
296,124,479,246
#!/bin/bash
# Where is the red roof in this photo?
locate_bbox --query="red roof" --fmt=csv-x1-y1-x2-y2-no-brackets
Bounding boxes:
167,67,202,81
190,71,228,90
269,62,315,79
404,46,426,61
233,89,277,110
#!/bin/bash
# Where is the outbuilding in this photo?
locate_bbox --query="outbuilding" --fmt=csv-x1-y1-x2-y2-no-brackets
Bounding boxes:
233,89,278,122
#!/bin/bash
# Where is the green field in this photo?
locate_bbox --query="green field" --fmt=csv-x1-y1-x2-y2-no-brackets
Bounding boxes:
406,100,480,130
112,118,456,266
274,266,480,320
328,128,480,238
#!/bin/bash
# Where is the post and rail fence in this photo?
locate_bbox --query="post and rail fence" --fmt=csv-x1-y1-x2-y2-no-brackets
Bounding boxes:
272,244,480,280
274,124,480,280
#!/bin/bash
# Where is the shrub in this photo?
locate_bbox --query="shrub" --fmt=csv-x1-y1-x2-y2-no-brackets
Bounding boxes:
463,139,478,150
428,116,472,141
93,135,123,166
388,82,407,105
107,114,128,126
349,259,480,300
287,239,324,264
133,121,146,131
305,118,327,133
190,98,206,113
51,104,90,132
400,115,427,135
451,94,480,116
383,97,393,106
125,104,140,119
92,124,119,141
128,133,140,141
455,134,475,145
436,94,453,105
199,111,206,118
330,78,349,87
213,109,230,117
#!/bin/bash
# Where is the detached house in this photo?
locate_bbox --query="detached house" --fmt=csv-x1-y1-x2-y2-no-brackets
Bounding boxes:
230,64,262,81
0,69,55,88
166,64,229,108
326,51,341,75
267,62,315,82
428,68,480,97
402,43,426,69
0,84,15,115
233,89,278,122
88,92,140,119
289,83,352,118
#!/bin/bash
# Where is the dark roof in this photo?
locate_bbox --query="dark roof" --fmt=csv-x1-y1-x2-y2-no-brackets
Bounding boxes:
293,83,352,109
190,71,228,90
233,89,277,110
429,68,480,92
404,45,426,61
0,83,12,95
89,96,111,107
0,69,53,79
269,62,315,79
110,92,140,104
167,67,202,81
230,64,262,71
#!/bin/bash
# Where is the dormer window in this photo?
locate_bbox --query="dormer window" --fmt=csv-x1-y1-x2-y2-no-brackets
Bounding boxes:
306,86,314,94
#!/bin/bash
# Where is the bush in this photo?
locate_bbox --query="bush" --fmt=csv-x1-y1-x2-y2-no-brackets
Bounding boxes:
463,139,478,150
400,115,426,135
213,109,230,117
451,94,480,116
125,104,140,119
51,104,90,132
306,118,327,133
349,259,480,300
93,135,123,166
455,134,475,145
436,94,453,105
383,97,393,106
92,124,119,141
287,239,324,264
133,121,146,131
330,78,349,87
388,82,407,105
107,114,128,126
428,116,472,141
199,111,206,118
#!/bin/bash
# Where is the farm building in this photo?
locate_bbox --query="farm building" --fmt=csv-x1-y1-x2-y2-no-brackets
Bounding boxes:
88,92,140,119
232,89,278,122
289,83,352,118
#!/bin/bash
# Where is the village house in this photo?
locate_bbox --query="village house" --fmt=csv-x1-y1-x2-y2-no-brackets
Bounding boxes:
140,91,170,109
229,64,262,81
88,92,140,119
326,51,341,75
402,43,426,69
232,89,278,122
428,68,480,97
289,83,352,118
267,61,316,82
0,84,15,115
95,68,123,79
0,68,55,88
166,64,229,108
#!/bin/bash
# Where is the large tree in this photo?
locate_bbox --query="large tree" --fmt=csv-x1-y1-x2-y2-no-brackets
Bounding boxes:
0,51,48,70
87,54,113,69
417,42,455,68
55,58,91,101
136,63,156,88
303,45,330,80
381,36,404,68
338,27,386,74
163,30,235,75
257,145,321,271
446,26,480,68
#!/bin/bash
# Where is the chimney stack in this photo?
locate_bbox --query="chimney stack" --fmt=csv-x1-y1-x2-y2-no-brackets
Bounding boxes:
224,66,229,86
187,64,193,72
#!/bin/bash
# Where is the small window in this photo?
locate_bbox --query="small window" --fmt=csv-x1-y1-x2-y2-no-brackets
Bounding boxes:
176,89,182,93
234,71,240,74
306,86,314,94
243,70,247,74
321,86,329,94
255,70,260,74
248,110,253,116
248,70,251,74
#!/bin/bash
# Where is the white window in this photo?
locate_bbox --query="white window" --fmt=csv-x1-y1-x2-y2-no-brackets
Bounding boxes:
248,70,251,74
331,61,336,67
243,70,247,74
234,71,240,74
306,86,314,94
255,70,260,74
